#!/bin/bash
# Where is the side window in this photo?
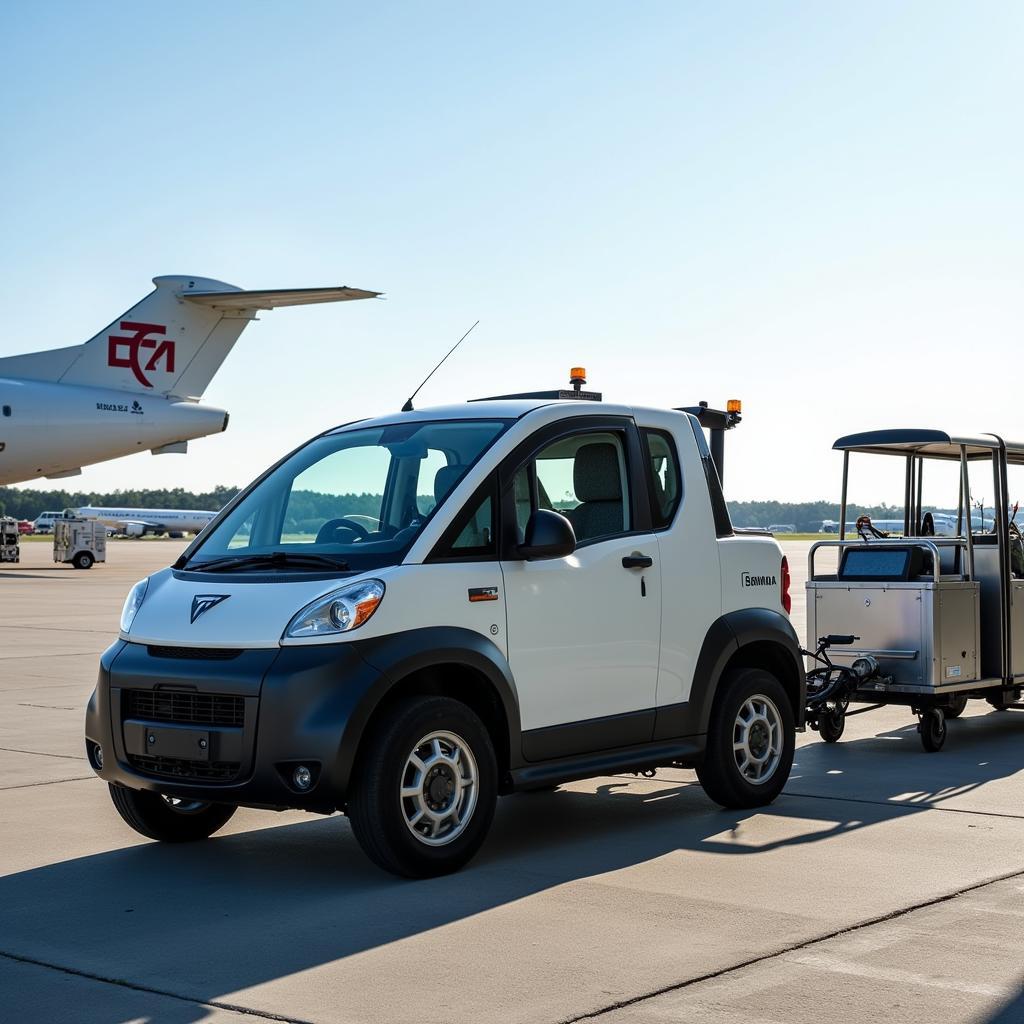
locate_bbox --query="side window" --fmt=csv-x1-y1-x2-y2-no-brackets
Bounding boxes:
643,430,682,528
451,493,495,553
416,448,451,516
521,431,630,544
433,479,498,559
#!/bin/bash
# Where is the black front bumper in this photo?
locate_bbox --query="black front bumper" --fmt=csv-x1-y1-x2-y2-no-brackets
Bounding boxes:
86,639,386,812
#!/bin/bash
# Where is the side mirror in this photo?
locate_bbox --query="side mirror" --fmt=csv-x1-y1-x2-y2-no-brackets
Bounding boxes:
520,509,576,561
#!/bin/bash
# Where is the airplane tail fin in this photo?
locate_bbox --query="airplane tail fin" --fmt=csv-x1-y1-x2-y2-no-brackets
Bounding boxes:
0,276,379,399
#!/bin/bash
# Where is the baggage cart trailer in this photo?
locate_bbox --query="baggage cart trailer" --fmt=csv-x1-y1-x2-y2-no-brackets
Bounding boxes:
53,515,106,570
0,516,19,562
805,429,1024,751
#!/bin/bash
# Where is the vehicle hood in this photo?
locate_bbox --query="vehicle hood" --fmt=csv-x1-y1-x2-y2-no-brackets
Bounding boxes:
122,566,390,649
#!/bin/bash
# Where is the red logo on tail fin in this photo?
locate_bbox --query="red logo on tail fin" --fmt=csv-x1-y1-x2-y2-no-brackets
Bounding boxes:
107,322,175,388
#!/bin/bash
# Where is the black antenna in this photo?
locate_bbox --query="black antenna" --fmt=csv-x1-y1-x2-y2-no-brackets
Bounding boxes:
402,320,479,412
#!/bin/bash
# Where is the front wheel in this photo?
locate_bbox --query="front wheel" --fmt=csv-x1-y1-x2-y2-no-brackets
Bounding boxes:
72,551,94,570
108,784,236,841
697,667,795,809
818,704,846,743
348,696,498,878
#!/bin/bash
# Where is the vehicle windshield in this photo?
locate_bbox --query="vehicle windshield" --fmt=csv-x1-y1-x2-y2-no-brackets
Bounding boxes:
184,419,508,573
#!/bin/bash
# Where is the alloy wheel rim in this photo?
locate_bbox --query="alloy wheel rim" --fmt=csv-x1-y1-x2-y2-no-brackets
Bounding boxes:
400,730,479,846
732,694,783,785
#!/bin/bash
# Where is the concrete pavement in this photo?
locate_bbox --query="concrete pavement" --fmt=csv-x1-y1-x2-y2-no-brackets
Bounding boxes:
2,539,1023,1023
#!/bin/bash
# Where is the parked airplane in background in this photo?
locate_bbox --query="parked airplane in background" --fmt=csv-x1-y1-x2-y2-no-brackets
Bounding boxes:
0,275,379,485
74,506,217,538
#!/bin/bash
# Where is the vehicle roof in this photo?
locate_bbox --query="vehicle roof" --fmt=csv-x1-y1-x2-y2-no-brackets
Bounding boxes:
327,398,654,432
834,429,1024,464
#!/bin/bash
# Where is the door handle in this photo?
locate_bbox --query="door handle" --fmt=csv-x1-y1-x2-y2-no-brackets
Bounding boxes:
622,554,654,569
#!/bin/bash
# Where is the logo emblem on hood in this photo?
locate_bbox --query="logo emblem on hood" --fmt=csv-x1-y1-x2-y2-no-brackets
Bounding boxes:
190,594,230,624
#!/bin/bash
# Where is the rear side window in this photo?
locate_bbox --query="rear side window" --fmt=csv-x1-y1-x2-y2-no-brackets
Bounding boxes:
642,429,681,528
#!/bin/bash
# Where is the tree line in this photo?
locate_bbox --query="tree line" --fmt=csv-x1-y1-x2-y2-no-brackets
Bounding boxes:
2,485,912,534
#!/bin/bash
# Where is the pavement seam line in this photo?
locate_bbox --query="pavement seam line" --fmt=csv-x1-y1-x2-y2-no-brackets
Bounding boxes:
0,746,87,761
607,777,1024,823
785,788,1024,822
555,863,1024,1024
0,776,94,790
0,948,316,1024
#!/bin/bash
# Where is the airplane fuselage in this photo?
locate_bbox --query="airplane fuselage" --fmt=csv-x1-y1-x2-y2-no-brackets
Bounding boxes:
0,377,228,485
76,506,218,536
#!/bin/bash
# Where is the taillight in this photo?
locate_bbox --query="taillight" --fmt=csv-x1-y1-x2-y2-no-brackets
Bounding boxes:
780,555,792,614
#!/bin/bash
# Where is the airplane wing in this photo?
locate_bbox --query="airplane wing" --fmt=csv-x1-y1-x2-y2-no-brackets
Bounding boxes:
114,519,158,530
183,286,381,310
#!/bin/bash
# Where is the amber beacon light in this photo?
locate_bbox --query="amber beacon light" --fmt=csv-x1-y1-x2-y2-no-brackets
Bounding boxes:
727,399,742,414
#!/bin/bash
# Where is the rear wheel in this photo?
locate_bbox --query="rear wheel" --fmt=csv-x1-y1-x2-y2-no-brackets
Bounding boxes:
72,551,94,570
945,695,969,719
108,784,236,841
697,667,795,809
348,696,498,878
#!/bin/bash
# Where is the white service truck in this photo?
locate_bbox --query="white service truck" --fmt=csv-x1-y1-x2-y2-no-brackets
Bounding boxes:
53,515,106,569
86,380,803,877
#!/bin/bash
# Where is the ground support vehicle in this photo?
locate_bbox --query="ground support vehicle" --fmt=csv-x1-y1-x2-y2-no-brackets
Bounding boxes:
85,381,802,877
0,516,19,562
54,516,106,570
804,430,1024,752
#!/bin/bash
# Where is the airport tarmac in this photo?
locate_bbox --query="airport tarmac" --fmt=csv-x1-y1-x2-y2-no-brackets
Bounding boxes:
2,540,1024,1023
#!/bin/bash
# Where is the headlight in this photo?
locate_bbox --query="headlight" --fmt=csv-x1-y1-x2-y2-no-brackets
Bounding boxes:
284,579,385,639
120,578,149,633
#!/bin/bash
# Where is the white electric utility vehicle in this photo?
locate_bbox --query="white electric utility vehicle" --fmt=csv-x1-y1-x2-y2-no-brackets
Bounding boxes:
86,379,803,877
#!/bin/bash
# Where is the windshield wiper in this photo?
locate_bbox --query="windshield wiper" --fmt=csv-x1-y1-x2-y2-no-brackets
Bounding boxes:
188,551,350,573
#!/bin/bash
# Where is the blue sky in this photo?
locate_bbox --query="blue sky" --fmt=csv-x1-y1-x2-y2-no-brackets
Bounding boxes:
2,1,1023,503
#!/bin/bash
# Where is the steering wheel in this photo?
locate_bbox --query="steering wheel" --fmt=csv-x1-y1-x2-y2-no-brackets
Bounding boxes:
315,517,372,545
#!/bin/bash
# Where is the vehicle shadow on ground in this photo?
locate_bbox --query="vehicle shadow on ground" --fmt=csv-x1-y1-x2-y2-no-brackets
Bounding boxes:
3,714,1024,1024
788,706,1024,816
986,984,1024,1022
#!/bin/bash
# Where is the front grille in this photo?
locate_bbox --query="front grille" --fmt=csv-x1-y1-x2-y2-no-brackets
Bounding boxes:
147,645,242,660
127,753,241,781
124,689,245,728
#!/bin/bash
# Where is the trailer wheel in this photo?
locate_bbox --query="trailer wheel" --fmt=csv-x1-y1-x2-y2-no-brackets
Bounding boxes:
945,695,969,719
697,667,795,809
918,708,946,752
818,704,846,743
108,784,236,841
72,551,94,570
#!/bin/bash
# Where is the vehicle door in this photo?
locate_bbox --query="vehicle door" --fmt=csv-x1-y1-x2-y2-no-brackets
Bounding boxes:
499,416,662,759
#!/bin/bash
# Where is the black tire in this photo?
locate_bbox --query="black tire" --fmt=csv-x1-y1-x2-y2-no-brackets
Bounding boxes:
697,667,795,809
919,709,946,752
945,695,969,719
348,696,498,878
72,551,94,570
108,784,236,841
818,705,846,743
